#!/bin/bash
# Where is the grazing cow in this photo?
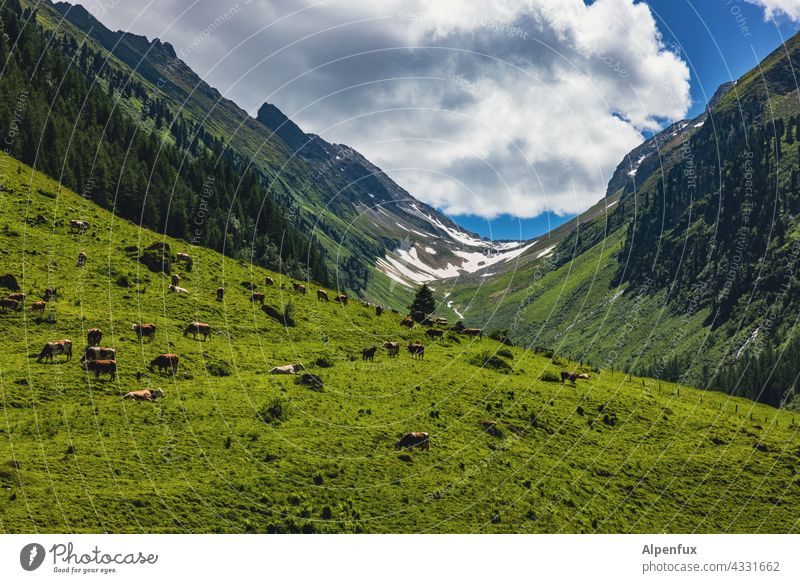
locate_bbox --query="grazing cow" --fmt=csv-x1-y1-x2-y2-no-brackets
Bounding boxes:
149,354,179,375
334,294,348,306
30,300,46,315
0,298,20,313
461,328,483,339
362,346,377,361
43,288,57,301
76,252,87,267
292,282,306,294
83,359,116,380
383,341,400,357
265,276,274,286
171,274,181,287
216,287,225,302
184,322,211,341
37,340,72,363
168,284,189,294
269,363,305,374
407,342,425,360
6,293,25,304
80,346,116,364
426,329,444,340
123,388,165,401
251,292,265,305
69,219,90,233
176,252,192,263
400,317,414,329
132,323,156,340
375,306,383,316
87,328,102,346
394,432,430,451
560,371,589,385
317,289,329,302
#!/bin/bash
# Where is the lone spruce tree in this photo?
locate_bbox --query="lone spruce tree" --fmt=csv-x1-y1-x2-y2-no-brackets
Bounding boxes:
409,283,436,323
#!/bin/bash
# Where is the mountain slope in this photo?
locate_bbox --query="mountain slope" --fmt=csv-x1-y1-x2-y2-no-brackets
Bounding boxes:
1,157,799,533
446,32,800,408
32,0,533,307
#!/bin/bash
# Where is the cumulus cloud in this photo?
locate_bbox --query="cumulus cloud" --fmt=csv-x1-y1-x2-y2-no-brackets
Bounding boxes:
746,0,800,21
71,0,691,218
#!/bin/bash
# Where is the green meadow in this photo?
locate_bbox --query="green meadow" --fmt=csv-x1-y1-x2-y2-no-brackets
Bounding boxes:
1,162,799,533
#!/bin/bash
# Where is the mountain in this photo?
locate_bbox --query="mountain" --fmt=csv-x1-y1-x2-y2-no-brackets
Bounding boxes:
34,0,533,310
2,155,798,533
445,33,800,408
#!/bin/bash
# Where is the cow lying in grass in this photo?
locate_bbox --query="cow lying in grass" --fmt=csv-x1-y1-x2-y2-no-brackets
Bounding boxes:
269,363,305,374
123,388,165,401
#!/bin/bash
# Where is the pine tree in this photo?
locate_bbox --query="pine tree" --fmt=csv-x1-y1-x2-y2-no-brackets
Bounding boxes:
409,284,436,323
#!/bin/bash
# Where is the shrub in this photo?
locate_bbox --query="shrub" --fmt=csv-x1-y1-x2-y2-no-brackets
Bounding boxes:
315,356,334,368
259,398,289,425
540,370,561,383
469,351,512,372
497,348,514,360
283,301,296,326
206,360,232,377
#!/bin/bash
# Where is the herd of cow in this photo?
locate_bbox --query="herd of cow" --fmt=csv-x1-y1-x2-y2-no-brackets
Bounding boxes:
2,222,594,450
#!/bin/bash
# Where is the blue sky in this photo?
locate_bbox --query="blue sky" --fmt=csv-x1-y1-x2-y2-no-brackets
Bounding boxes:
455,0,800,241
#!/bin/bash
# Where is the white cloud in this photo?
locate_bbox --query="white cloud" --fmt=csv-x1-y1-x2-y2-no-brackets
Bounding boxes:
746,0,800,21
70,0,691,218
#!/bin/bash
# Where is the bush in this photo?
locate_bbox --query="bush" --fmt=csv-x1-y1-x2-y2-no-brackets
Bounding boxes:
283,301,296,327
315,356,334,368
497,348,514,360
206,360,232,377
259,398,289,425
540,370,561,383
469,351,512,373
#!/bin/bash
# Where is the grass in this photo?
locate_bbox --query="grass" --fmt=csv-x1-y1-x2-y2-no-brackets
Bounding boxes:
0,161,799,533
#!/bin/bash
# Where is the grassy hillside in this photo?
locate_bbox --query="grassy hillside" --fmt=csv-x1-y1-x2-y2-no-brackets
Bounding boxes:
1,160,799,533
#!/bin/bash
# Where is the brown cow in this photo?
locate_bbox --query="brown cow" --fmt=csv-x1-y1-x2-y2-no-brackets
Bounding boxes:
37,340,72,363
251,292,265,305
334,294,348,306
292,282,307,294
6,293,25,304
150,354,179,375
461,328,483,339
0,298,20,312
400,317,414,329
69,219,90,233
29,300,46,315
216,287,225,302
132,323,156,340
317,289,329,301
269,363,305,374
87,328,102,346
171,274,181,287
265,276,274,286
375,306,383,316
560,371,589,385
184,322,211,341
394,432,429,451
426,329,444,339
81,346,116,364
43,288,57,301
77,252,87,267
383,341,400,357
176,252,192,263
362,346,377,361
407,342,425,360
123,388,165,401
83,359,116,380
